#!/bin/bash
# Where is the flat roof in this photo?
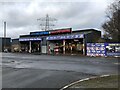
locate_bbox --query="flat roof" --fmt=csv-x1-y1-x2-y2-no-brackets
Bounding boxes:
73,29,100,33
20,28,101,38
30,28,72,33
0,37,11,39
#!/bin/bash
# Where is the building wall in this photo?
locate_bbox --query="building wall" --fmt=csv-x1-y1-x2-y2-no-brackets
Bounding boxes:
0,37,11,52
85,31,101,43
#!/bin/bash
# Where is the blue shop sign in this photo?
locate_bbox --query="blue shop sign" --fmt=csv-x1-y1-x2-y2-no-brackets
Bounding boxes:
30,31,49,35
19,38,42,41
46,34,84,40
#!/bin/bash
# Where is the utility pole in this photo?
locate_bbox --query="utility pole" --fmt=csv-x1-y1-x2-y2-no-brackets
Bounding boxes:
4,21,6,38
37,14,57,31
3,21,6,51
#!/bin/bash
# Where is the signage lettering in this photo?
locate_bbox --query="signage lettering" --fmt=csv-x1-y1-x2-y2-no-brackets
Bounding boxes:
19,38,41,41
30,31,49,35
30,28,71,35
46,34,84,40
50,29,71,34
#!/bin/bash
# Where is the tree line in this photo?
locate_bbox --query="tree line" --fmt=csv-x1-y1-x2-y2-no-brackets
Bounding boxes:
102,0,120,42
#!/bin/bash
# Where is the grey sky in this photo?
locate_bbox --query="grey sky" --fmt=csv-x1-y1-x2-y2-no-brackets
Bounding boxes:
0,0,114,38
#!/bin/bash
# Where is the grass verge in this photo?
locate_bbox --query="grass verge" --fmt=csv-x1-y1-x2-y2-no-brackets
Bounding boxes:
69,75,120,89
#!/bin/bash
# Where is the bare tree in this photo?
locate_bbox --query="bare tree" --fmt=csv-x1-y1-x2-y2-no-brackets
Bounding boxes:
102,0,120,42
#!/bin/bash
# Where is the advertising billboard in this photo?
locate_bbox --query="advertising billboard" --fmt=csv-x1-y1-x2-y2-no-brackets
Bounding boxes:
87,43,120,57
105,43,120,56
87,43,106,56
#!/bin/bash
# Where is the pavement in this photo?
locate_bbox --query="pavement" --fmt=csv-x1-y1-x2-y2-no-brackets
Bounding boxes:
1,53,119,88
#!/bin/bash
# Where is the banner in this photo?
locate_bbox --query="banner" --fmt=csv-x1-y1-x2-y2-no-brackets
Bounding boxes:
87,43,106,56
105,43,120,56
46,34,84,40
87,43,120,57
19,38,42,41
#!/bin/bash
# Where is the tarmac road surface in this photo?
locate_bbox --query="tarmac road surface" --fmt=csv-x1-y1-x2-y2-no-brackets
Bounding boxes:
1,53,119,88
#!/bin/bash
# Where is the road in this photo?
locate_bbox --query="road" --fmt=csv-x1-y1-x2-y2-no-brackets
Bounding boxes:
1,53,119,88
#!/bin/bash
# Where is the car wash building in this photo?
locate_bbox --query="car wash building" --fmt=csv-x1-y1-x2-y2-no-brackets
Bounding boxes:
19,28,101,55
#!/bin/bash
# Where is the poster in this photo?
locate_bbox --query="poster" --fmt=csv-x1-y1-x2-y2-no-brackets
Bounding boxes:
87,43,120,57
87,43,106,56
106,43,120,56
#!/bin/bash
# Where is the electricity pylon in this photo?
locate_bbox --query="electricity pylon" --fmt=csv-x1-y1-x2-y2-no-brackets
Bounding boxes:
37,14,57,31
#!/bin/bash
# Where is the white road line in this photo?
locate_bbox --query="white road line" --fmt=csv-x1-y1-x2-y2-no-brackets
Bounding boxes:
114,63,120,65
60,74,110,90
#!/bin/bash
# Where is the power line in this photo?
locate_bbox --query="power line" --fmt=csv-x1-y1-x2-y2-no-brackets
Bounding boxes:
37,14,57,31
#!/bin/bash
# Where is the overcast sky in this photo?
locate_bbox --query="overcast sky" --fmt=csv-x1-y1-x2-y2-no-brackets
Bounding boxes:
0,0,114,39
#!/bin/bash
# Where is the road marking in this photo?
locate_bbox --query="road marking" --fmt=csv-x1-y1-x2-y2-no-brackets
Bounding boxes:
60,74,110,90
114,56,120,58
100,75,110,77
114,63,120,65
